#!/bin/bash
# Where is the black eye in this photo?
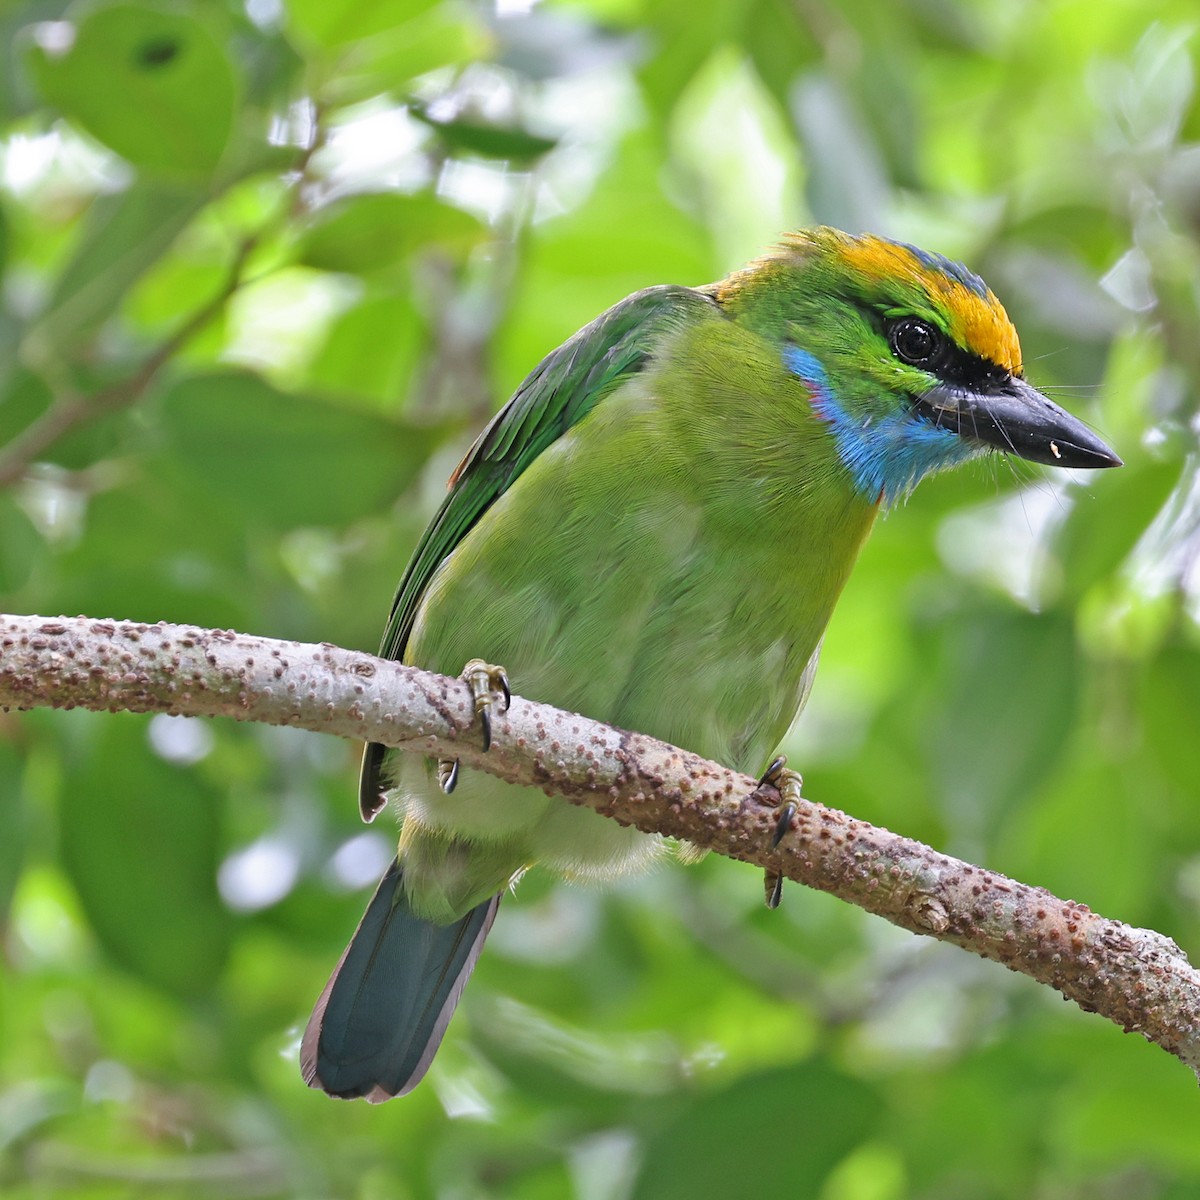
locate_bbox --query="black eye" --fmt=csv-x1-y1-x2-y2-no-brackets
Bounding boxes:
888,318,945,369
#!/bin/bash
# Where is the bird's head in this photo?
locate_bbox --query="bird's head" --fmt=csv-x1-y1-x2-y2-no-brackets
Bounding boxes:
716,227,1121,505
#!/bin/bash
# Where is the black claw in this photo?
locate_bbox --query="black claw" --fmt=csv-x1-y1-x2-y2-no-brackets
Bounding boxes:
360,790,387,824
758,755,786,789
766,872,783,910
499,672,511,712
480,706,492,753
439,758,459,794
771,802,796,849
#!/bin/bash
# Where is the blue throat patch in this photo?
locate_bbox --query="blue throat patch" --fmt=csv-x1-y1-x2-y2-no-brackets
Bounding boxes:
783,345,979,506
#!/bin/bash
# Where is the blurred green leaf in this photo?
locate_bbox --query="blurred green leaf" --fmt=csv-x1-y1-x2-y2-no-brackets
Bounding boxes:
792,69,889,230
27,0,239,177
738,0,815,115
1140,640,1200,803
1056,1027,1200,1174
1053,457,1183,599
1001,755,1158,918
157,371,437,529
236,15,305,110
637,0,735,121
59,714,232,996
0,491,39,593
27,181,208,356
0,311,18,403
408,98,559,162
0,2,43,121
927,607,1080,827
0,735,27,924
297,191,485,275
310,7,487,105
43,470,254,629
899,1039,1060,1197
306,290,425,404
0,367,51,452
631,1061,883,1199
287,0,438,48
856,31,923,188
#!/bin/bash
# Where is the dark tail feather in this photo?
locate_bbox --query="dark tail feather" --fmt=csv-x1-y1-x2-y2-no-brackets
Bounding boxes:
301,858,500,1102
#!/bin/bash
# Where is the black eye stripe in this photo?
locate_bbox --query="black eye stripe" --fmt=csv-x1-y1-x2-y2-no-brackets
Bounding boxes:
885,317,1011,393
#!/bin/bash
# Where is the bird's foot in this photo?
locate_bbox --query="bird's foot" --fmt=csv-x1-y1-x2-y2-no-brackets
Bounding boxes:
756,755,802,910
463,659,511,752
437,659,511,794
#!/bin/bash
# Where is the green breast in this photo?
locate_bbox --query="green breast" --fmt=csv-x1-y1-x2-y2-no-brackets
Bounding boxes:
407,317,878,775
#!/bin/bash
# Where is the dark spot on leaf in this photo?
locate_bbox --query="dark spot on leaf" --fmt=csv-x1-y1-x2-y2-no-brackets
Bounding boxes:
137,38,181,68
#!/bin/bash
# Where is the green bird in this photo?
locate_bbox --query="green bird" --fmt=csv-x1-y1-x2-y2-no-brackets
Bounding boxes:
301,227,1120,1101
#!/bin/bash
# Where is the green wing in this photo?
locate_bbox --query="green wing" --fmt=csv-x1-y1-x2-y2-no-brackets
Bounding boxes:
359,283,721,817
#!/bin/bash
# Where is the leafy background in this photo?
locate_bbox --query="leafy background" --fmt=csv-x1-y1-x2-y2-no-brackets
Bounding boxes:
0,0,1198,1196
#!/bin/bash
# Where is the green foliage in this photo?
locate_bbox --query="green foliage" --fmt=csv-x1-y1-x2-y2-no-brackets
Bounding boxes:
27,2,240,178
296,191,487,275
631,1062,885,1200
0,0,1198,1195
58,714,232,996
157,372,438,528
31,181,212,359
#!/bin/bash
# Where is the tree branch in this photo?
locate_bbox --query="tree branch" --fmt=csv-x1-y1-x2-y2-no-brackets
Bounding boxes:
2,611,1197,1079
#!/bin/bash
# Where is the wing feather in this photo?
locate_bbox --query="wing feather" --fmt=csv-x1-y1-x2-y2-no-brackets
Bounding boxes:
358,284,720,815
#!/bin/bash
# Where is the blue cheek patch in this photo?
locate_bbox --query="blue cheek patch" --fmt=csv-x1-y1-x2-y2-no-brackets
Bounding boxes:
782,344,979,506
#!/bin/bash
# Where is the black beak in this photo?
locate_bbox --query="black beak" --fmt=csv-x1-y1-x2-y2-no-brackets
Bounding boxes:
915,376,1122,469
